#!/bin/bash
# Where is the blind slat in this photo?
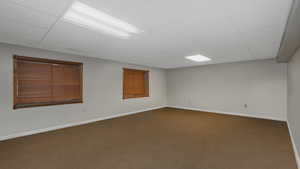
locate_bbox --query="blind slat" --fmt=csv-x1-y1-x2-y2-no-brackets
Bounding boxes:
14,55,83,109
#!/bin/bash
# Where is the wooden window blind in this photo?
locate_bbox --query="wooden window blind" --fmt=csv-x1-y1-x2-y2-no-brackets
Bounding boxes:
13,55,83,109
123,68,149,99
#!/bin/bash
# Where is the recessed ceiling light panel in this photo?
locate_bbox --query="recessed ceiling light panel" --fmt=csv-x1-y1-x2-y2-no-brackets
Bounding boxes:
62,1,141,38
185,54,211,62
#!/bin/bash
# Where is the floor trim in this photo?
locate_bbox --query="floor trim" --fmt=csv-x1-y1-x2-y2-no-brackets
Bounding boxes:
287,120,300,169
168,105,286,121
0,106,167,142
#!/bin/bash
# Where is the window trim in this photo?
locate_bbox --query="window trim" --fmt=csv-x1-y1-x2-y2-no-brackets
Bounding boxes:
13,55,83,109
123,68,149,99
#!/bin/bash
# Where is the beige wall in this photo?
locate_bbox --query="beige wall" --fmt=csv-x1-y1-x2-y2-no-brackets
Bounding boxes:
0,43,167,139
287,48,300,163
0,43,291,140
167,59,287,121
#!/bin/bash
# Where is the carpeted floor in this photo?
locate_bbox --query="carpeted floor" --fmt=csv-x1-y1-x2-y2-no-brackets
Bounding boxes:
0,108,297,169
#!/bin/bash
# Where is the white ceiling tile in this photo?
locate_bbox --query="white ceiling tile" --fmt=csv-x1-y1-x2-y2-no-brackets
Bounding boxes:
0,0,294,68
0,36,38,48
7,0,72,16
244,29,284,59
0,1,57,29
42,21,115,52
223,0,292,32
0,20,48,42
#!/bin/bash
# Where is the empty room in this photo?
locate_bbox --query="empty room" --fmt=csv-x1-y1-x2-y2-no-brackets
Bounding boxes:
1,0,300,169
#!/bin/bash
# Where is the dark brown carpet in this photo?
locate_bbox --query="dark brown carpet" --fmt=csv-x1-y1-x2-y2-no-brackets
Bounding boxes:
0,108,297,169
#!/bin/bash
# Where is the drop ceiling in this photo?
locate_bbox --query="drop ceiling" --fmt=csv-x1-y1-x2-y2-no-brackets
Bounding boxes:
0,0,293,68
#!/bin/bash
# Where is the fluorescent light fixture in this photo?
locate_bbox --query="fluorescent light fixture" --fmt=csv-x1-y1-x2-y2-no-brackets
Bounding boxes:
62,1,141,38
185,54,211,62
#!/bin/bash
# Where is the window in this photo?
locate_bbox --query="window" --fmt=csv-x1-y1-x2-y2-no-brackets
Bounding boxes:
13,55,83,109
123,68,149,99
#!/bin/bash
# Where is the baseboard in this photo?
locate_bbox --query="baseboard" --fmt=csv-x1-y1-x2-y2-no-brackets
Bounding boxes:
168,105,286,121
287,121,300,169
0,105,167,142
